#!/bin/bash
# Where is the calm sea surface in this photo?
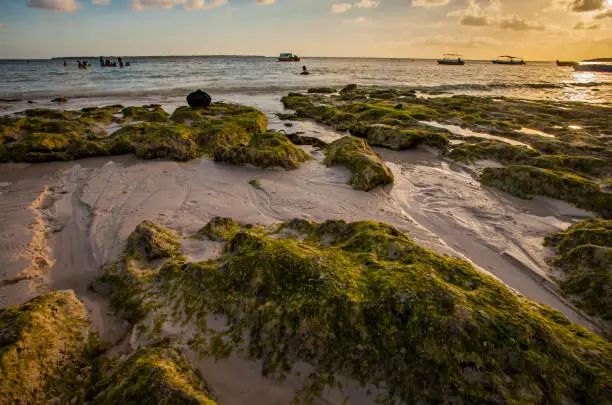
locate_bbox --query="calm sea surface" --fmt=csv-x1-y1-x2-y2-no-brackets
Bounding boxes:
0,57,610,112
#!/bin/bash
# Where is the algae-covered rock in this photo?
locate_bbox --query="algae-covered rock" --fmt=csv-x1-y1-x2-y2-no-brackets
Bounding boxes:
199,216,241,241
171,104,267,152
122,105,169,123
213,131,312,170
350,124,449,151
550,245,612,321
0,291,91,404
325,136,394,191
545,219,612,320
89,344,217,405
480,165,612,218
105,219,612,405
448,140,539,164
545,218,612,253
126,220,181,262
340,84,358,93
285,132,328,148
307,87,336,94
109,122,199,161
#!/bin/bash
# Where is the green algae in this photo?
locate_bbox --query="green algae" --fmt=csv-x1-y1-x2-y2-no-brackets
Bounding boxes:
307,87,336,94
0,291,92,404
101,218,612,405
284,132,328,148
109,122,200,161
122,105,169,123
88,344,217,405
544,219,612,321
0,103,275,164
480,165,612,218
213,131,312,170
350,123,449,151
325,136,394,191
126,220,182,262
198,216,241,241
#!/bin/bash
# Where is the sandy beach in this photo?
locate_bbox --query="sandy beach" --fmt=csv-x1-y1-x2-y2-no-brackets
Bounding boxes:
1,85,610,404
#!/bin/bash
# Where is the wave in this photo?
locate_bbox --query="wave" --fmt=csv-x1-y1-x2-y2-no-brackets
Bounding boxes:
415,81,610,93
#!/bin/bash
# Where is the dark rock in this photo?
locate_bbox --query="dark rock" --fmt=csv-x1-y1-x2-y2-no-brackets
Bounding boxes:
186,90,212,108
341,84,358,93
51,97,68,103
27,101,35,104
285,132,328,148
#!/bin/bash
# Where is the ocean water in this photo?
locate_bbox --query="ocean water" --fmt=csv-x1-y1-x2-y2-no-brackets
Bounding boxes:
0,57,610,112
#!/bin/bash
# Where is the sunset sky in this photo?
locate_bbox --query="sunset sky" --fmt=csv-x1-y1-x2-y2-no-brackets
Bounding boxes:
0,0,610,60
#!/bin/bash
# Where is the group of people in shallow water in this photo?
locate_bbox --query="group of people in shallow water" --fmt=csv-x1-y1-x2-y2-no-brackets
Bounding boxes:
63,57,130,69
99,56,130,68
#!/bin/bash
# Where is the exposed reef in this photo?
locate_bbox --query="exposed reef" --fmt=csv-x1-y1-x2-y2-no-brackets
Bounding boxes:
0,291,92,404
480,166,611,219
88,344,218,405
280,88,611,213
212,131,312,170
545,219,612,321
0,104,310,170
97,218,612,405
325,136,394,191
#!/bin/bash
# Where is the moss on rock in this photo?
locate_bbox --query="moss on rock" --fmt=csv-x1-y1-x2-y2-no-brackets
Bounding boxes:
307,87,336,94
0,291,91,404
544,219,612,320
480,165,612,218
325,136,394,191
122,105,169,123
89,344,217,405
103,218,612,405
126,220,182,262
350,123,449,151
213,131,312,170
109,122,199,161
198,216,241,241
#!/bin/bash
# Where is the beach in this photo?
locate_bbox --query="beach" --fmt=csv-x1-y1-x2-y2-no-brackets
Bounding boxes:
1,58,611,404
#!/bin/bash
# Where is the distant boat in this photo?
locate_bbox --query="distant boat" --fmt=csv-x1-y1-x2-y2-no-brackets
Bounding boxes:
574,61,612,73
278,53,300,62
437,54,465,66
556,60,577,67
493,56,526,65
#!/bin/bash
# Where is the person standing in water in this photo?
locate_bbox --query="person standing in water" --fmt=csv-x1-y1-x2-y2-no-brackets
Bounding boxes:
118,57,124,68
99,57,104,67
301,65,310,75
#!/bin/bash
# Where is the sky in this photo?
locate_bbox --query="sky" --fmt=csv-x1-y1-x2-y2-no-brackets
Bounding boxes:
0,0,610,59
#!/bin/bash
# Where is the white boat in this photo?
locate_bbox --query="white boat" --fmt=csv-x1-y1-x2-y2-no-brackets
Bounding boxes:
574,60,612,73
493,56,526,65
437,54,465,65
278,53,300,62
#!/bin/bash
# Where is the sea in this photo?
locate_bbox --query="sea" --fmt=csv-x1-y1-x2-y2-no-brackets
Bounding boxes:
0,56,610,115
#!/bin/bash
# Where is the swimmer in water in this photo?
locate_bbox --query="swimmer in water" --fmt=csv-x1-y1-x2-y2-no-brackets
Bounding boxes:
301,65,310,75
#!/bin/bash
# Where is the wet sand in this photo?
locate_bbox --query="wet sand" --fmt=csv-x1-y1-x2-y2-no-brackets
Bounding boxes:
0,98,604,403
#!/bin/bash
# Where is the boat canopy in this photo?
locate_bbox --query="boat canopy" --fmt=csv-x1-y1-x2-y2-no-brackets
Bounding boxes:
498,55,522,59
280,53,297,58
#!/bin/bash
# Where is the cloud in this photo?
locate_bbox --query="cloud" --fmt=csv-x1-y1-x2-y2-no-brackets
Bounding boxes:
131,0,227,9
344,16,367,23
185,0,227,9
255,0,275,4
559,0,606,12
412,0,450,7
499,15,545,31
332,3,353,12
449,0,502,23
331,0,379,13
92,0,111,4
408,35,501,49
595,9,612,18
573,21,599,28
27,0,81,11
460,15,490,26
